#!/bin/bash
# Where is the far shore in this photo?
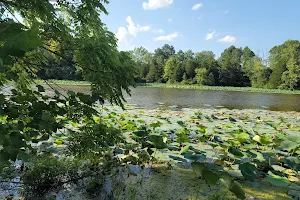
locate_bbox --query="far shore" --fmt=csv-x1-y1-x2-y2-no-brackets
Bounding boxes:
35,80,300,95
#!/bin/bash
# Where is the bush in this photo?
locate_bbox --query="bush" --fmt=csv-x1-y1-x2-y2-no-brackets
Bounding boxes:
67,122,124,158
22,156,84,197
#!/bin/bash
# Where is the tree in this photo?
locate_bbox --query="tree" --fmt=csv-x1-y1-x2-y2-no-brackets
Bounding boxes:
268,40,300,90
242,46,255,67
130,46,149,63
146,57,164,82
184,50,194,60
183,60,198,80
195,51,219,85
176,50,185,62
164,56,179,83
195,68,215,85
0,0,135,166
155,44,175,61
246,57,271,88
218,46,247,86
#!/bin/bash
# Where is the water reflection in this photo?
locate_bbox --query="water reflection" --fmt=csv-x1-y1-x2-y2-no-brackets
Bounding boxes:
45,85,300,112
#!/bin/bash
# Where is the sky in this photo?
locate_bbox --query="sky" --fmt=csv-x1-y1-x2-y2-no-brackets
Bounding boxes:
102,0,300,57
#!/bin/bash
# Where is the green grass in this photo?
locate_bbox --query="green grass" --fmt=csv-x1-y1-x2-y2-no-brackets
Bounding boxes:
35,79,90,85
136,83,300,94
35,80,300,94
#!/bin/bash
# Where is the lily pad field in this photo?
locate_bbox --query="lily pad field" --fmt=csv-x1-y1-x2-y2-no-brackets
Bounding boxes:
44,104,300,199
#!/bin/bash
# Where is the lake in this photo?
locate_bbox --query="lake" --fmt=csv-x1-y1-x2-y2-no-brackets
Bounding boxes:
46,85,300,112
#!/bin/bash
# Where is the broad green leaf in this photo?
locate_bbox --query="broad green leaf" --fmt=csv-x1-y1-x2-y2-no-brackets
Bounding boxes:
236,132,250,143
18,150,30,162
280,140,300,152
228,147,244,157
252,135,261,143
191,162,205,177
271,165,286,172
148,135,167,149
202,168,220,185
177,121,185,127
150,121,162,129
176,131,190,143
198,124,207,133
229,116,236,122
183,152,206,162
180,145,190,154
264,171,290,187
229,181,246,199
1,22,42,56
132,129,150,137
0,94,4,105
54,139,64,145
0,57,3,71
249,150,265,162
239,163,258,182
36,85,45,92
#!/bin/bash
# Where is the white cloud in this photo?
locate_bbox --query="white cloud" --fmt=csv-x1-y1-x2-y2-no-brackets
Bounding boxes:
217,35,236,43
192,3,202,10
143,0,173,10
126,16,150,36
153,28,165,34
168,18,172,22
116,16,150,44
116,27,130,44
205,30,216,40
154,32,179,41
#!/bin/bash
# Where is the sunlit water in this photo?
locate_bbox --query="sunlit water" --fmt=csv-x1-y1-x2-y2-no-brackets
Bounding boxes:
44,85,300,112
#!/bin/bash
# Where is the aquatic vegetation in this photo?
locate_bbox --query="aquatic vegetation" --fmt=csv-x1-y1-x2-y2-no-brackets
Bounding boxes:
137,83,300,94
97,105,300,199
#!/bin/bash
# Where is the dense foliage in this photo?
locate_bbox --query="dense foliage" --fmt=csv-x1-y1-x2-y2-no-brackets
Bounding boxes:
130,41,300,90
0,0,135,168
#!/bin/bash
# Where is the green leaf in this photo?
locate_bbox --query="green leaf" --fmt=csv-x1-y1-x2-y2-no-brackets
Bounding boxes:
132,129,150,137
264,171,290,187
0,57,3,71
252,135,261,143
36,85,45,92
180,145,190,154
236,132,250,143
191,162,205,177
176,131,190,143
202,168,220,185
271,165,286,172
249,150,265,162
228,147,244,157
229,181,246,199
229,116,236,122
18,150,30,162
54,139,64,145
148,135,167,149
281,140,300,152
0,94,4,105
150,121,162,129
197,124,207,133
0,22,42,56
239,163,258,182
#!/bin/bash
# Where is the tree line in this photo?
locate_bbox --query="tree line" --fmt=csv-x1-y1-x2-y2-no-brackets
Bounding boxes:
130,40,300,90
37,40,300,90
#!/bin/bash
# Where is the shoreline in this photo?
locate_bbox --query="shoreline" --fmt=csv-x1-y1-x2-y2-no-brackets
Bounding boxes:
35,80,300,95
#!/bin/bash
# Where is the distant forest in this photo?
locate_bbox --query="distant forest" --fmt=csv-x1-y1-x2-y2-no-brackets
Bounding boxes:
38,40,300,90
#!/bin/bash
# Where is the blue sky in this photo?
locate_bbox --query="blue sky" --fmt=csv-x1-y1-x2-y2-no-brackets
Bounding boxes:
102,0,300,57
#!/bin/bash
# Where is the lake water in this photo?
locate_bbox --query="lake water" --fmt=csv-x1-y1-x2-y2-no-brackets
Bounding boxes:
47,85,300,112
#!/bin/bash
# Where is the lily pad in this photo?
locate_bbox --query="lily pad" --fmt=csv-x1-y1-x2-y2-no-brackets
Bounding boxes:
264,171,290,187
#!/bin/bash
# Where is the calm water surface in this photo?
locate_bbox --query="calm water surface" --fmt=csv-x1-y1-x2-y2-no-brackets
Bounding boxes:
50,85,300,112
